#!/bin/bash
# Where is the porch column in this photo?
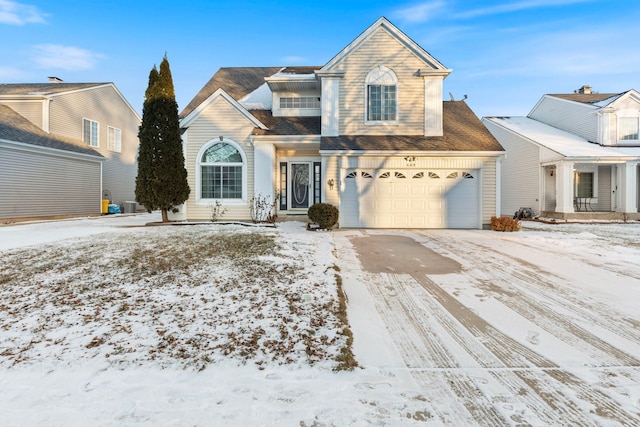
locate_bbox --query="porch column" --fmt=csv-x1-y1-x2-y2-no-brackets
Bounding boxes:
253,142,275,200
619,161,638,213
555,161,575,213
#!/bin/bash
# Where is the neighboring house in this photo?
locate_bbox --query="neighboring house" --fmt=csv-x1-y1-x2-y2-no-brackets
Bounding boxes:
483,86,640,220
0,80,141,217
0,104,104,219
178,17,504,229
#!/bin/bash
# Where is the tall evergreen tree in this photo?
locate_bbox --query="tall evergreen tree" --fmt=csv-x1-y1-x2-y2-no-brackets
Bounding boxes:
135,55,190,222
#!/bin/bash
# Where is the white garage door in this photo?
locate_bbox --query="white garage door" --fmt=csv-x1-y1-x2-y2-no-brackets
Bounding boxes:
341,169,479,228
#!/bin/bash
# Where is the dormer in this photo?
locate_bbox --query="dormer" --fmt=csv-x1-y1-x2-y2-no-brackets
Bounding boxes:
265,67,321,118
595,89,640,147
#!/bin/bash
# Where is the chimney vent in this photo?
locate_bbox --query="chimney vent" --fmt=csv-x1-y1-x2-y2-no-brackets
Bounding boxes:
577,85,592,94
48,76,63,83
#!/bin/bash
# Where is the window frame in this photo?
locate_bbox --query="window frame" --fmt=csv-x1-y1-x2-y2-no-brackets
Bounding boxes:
83,118,99,147
107,126,121,153
196,139,247,205
618,117,639,141
574,171,596,198
364,65,398,126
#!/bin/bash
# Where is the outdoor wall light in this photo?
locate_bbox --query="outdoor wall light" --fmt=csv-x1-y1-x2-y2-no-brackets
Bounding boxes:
328,179,335,190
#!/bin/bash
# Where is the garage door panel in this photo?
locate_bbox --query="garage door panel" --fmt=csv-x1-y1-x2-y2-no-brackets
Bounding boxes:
340,168,479,229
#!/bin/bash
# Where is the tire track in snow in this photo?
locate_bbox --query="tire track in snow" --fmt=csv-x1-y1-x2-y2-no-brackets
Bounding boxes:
365,271,509,426
383,273,561,426
410,232,640,425
423,233,640,365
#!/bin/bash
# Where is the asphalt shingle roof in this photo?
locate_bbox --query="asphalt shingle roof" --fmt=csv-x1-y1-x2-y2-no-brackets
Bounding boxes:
0,105,104,158
0,83,109,96
320,101,504,152
548,93,620,105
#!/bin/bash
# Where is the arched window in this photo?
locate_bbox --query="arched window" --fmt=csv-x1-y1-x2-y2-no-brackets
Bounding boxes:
198,140,246,201
365,66,398,123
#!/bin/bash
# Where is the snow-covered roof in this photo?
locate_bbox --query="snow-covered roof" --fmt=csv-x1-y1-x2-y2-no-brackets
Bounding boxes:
485,116,640,159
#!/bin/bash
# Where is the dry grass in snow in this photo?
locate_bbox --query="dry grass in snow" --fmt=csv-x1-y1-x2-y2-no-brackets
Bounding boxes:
0,225,352,371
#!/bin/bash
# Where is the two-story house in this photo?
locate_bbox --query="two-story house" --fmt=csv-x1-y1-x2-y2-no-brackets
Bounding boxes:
178,17,504,229
0,80,141,220
483,86,640,220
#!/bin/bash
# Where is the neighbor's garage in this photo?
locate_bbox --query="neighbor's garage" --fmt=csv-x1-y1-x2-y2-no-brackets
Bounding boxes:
340,168,480,228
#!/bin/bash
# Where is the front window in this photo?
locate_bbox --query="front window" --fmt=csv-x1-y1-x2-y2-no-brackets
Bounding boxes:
280,97,320,109
575,172,594,198
200,142,244,200
619,117,639,140
365,66,398,124
368,85,396,121
83,118,99,147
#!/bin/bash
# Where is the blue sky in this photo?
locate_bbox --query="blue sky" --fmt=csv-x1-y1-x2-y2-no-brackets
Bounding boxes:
1,0,639,118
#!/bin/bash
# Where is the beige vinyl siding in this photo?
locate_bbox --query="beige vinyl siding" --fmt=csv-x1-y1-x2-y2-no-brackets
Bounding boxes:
322,155,340,206
0,100,44,128
48,85,140,206
184,98,257,221
529,97,597,142
0,143,102,219
481,158,498,227
333,28,427,136
484,119,541,216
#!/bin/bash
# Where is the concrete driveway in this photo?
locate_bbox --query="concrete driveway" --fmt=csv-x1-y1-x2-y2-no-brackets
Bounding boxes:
333,227,640,426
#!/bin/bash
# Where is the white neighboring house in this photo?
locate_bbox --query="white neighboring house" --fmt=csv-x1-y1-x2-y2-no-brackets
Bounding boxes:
178,17,504,229
0,80,141,218
483,86,640,220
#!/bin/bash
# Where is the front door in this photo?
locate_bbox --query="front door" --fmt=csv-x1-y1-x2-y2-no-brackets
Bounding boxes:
290,162,311,209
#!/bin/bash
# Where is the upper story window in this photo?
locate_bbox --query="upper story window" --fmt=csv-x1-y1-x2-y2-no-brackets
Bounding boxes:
619,117,639,140
199,141,245,201
365,66,398,124
83,118,99,147
107,126,121,153
280,97,320,109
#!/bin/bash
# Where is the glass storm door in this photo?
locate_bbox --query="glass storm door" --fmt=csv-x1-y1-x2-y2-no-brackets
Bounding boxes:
291,163,311,209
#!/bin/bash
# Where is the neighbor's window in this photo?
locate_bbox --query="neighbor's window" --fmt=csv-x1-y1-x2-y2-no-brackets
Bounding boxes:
200,142,244,200
366,66,398,123
83,118,99,147
619,117,639,140
280,96,320,109
107,126,121,153
575,172,594,198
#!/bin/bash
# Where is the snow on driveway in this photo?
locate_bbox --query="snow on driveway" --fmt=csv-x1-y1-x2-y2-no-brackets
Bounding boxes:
1,214,639,425
335,223,640,426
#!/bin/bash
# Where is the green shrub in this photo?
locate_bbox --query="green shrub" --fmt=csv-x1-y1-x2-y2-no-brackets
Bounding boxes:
308,203,339,229
491,216,521,232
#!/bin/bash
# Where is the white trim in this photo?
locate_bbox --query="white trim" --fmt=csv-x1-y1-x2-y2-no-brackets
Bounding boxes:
364,65,399,125
180,88,268,130
0,138,104,162
195,138,248,206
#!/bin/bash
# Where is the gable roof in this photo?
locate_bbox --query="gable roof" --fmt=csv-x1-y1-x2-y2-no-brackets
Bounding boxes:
484,115,640,159
320,101,503,152
0,82,141,121
180,67,283,119
320,16,450,75
548,93,620,105
0,105,104,158
251,110,321,136
0,82,111,96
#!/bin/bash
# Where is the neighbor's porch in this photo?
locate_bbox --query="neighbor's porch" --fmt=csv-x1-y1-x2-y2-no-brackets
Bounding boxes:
540,160,640,220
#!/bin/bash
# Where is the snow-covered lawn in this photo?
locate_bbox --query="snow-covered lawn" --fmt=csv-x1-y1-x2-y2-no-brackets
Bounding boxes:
0,214,639,426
